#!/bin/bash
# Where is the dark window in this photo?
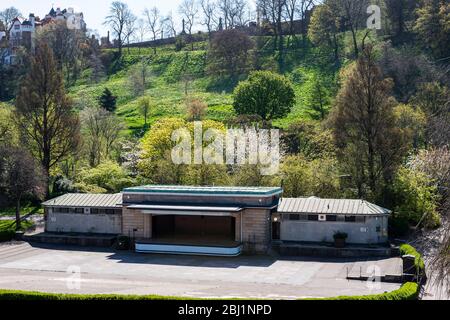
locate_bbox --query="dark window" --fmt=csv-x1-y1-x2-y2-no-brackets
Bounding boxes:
98,209,106,215
345,216,356,222
114,209,122,215
91,208,99,214
290,214,300,221
308,215,319,221
356,216,366,223
58,207,69,213
105,209,115,215
326,215,337,222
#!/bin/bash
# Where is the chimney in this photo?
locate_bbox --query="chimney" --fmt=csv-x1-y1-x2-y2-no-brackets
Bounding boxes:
29,13,35,27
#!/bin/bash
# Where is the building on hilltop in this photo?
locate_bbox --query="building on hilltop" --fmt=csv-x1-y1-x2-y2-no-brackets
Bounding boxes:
0,7,86,65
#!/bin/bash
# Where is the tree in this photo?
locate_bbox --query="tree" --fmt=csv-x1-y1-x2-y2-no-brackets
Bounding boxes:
274,155,341,198
233,71,295,120
207,29,255,77
414,0,450,59
163,12,177,38
14,43,80,197
104,1,135,56
392,166,440,228
144,7,161,54
305,73,332,120
257,0,287,69
36,21,86,85
384,0,416,39
0,7,21,32
75,161,133,193
124,13,137,53
219,0,250,29
308,3,341,65
327,0,368,58
200,0,218,39
0,106,18,147
98,88,117,112
127,60,152,97
138,96,152,127
80,107,124,167
178,0,199,36
185,98,207,121
0,146,46,230
331,46,408,200
411,82,450,147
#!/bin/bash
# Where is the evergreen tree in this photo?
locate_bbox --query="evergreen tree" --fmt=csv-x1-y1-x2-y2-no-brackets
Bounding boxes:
98,88,117,112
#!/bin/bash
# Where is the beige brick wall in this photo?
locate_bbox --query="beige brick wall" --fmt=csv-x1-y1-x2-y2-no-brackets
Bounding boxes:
122,207,145,238
241,208,271,253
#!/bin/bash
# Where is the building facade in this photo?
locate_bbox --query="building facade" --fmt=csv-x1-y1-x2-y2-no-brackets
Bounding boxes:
1,7,86,65
42,186,391,256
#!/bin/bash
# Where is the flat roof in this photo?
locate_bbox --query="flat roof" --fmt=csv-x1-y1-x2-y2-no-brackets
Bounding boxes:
123,185,283,197
278,197,391,215
42,193,122,208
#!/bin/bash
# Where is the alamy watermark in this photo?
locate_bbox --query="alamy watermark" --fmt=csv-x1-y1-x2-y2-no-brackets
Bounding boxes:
367,5,382,30
171,122,280,175
66,265,81,290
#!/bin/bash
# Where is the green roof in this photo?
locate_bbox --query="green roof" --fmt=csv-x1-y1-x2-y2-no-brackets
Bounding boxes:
123,185,283,196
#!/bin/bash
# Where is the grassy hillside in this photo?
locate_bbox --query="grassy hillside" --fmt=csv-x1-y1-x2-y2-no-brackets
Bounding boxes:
68,35,354,136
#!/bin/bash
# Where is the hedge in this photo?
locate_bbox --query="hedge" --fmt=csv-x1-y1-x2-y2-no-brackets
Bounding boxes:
305,282,420,301
0,283,420,301
0,290,190,301
399,244,426,275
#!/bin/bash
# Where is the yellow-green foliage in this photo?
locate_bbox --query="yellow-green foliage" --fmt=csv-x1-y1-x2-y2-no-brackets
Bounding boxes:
393,166,441,228
74,161,134,193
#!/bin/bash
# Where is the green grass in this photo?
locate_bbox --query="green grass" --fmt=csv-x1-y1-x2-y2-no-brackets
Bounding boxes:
0,282,419,300
0,205,43,218
67,34,341,136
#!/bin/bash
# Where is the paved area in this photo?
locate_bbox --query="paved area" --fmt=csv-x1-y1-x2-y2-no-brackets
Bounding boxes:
0,242,401,299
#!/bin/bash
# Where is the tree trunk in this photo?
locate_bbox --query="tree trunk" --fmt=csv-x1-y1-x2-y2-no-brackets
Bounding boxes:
350,26,359,58
15,198,21,231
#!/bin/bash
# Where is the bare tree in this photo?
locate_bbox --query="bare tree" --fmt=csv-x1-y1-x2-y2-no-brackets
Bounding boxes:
163,12,178,38
124,13,137,53
0,7,21,32
81,107,124,167
134,19,148,53
219,0,250,29
200,0,218,38
258,0,287,69
328,0,368,58
178,0,199,35
104,1,135,56
144,7,161,54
